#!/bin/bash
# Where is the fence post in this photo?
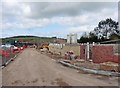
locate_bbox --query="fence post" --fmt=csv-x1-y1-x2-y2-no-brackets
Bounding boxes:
87,42,89,60
93,42,95,46
84,44,86,62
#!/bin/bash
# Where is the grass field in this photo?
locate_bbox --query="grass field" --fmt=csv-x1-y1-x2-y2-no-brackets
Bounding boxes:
1,36,57,44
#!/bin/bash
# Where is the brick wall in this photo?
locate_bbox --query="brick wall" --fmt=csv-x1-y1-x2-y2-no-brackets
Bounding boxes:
80,44,120,63
80,44,86,60
92,45,113,63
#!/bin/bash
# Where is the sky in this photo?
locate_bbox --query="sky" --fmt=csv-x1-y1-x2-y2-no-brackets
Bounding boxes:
1,0,119,39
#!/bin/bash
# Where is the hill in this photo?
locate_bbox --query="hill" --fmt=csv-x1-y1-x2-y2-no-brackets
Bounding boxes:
1,36,63,44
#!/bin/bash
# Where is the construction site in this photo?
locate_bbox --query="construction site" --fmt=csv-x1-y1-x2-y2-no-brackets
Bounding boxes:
0,33,120,87
1,1,120,87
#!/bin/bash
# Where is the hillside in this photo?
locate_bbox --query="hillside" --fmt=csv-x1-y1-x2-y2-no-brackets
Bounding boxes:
1,36,63,44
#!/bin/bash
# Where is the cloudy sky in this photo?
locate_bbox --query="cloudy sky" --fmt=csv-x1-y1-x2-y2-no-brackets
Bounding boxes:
1,0,119,38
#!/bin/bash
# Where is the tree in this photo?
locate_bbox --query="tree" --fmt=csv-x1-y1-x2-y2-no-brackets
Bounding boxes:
109,33,120,40
93,18,119,39
78,32,89,43
78,18,120,43
88,32,99,42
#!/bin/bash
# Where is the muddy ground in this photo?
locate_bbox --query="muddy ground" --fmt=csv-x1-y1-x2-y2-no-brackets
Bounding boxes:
2,48,119,86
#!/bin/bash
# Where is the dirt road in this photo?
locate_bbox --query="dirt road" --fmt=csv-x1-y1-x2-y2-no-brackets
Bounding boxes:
2,48,119,86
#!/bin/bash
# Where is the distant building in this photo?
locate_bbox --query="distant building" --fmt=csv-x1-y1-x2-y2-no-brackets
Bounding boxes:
67,33,77,44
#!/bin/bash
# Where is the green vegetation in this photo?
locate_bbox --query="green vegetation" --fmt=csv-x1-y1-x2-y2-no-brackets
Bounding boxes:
78,18,120,43
1,36,57,44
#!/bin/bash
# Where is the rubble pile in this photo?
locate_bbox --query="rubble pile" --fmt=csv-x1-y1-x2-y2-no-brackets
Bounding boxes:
100,62,119,72
45,51,62,59
64,51,78,60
